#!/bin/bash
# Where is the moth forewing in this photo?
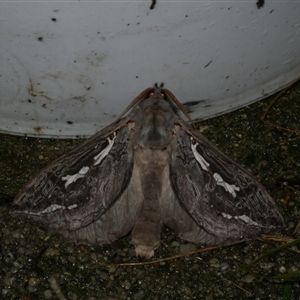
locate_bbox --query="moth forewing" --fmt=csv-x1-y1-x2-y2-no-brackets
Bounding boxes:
172,119,285,242
10,84,285,259
10,117,134,233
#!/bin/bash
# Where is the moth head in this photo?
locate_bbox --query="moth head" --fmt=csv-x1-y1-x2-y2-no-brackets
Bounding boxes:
147,82,166,100
114,83,194,127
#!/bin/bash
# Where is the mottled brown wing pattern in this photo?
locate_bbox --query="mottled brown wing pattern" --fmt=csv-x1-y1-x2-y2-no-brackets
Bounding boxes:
170,120,284,245
10,119,133,233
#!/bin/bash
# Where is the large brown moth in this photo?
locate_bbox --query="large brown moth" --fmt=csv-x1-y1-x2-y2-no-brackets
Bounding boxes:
10,84,284,259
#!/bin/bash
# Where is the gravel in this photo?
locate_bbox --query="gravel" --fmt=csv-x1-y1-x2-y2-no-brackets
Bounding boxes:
1,82,300,299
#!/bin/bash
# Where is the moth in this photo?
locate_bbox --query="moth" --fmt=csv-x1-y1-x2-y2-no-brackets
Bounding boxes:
10,84,284,259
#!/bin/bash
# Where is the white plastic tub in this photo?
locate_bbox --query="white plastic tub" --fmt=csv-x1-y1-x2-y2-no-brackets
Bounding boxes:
0,1,299,138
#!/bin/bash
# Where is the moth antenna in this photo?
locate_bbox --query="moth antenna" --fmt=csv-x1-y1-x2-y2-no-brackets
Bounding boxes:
154,83,164,88
164,88,197,130
114,87,154,123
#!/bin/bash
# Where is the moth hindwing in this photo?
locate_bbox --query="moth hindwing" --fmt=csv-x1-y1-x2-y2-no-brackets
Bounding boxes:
10,84,284,259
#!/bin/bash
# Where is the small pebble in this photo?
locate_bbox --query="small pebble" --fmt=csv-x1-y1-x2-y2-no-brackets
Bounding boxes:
179,243,196,253
171,241,180,247
28,285,37,293
209,258,220,267
67,256,76,264
242,274,256,283
28,277,40,287
122,280,131,290
11,229,23,239
43,289,53,299
107,265,117,273
289,265,299,272
3,276,15,287
68,291,78,300
44,247,60,257
279,266,286,274
220,262,229,270
2,289,10,296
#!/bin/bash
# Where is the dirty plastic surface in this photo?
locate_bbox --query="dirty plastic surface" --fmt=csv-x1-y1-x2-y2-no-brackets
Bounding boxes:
0,1,299,138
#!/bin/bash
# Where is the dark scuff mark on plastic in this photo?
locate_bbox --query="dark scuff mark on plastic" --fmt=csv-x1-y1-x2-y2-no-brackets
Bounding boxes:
204,61,212,68
33,126,42,133
256,0,264,8
150,0,156,10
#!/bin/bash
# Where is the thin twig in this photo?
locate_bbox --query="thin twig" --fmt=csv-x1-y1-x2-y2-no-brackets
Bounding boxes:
220,276,253,296
293,219,300,235
261,77,300,135
97,245,221,267
97,235,294,267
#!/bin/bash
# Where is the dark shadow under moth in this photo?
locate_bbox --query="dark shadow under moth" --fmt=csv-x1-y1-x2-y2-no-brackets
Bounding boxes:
10,84,284,259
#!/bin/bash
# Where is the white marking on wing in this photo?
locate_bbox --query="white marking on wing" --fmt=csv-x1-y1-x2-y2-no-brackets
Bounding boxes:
213,173,240,197
221,213,260,226
191,139,210,171
62,166,89,188
24,203,78,216
93,132,116,166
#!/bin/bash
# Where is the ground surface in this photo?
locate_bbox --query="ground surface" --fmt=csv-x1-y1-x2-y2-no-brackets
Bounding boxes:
1,82,299,300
